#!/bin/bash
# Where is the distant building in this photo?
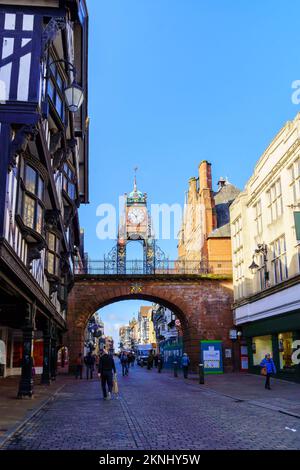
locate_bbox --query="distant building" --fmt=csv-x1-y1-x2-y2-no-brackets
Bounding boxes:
152,305,180,346
138,306,156,345
178,161,240,274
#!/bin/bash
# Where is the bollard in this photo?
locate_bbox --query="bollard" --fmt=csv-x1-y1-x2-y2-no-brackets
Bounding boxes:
173,361,178,377
199,363,205,384
158,359,162,373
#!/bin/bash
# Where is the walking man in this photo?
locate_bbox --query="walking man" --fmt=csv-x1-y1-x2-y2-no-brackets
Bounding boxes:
98,350,116,400
120,352,129,376
84,351,95,379
181,353,190,379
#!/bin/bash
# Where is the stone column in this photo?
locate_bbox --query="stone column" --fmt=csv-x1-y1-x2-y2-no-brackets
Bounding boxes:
41,321,51,385
18,303,35,398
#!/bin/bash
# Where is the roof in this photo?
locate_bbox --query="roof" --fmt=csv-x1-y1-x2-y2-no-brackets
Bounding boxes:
208,182,240,238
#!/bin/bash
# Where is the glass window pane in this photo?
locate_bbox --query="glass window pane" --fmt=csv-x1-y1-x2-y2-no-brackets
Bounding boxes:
48,233,56,251
25,165,36,194
47,252,55,274
36,204,43,233
252,335,273,366
48,79,55,103
37,177,44,200
23,195,35,229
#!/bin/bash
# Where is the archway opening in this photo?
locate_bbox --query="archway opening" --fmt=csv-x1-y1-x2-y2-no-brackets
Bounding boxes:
82,299,186,371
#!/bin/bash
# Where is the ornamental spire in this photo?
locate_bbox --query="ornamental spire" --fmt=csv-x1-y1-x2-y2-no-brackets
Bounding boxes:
133,166,138,192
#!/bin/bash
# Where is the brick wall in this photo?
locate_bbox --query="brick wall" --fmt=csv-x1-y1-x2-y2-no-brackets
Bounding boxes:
65,276,234,372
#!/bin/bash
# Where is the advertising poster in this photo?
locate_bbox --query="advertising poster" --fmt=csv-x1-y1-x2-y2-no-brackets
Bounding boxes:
200,340,223,374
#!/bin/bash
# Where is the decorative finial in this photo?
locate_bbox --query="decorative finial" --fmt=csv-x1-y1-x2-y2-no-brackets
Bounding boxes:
134,166,138,191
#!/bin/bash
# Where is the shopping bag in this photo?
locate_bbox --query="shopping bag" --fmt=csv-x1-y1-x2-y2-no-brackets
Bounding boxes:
260,366,267,376
113,375,119,394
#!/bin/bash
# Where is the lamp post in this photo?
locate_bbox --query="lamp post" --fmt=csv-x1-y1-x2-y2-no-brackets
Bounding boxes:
45,59,84,113
248,243,269,288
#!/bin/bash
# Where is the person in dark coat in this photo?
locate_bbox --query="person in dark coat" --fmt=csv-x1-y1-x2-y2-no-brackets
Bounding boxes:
98,350,116,400
260,353,277,390
75,352,83,379
84,351,95,379
120,352,129,376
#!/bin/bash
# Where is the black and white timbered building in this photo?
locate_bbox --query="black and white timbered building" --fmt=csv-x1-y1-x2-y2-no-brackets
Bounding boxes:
0,0,89,397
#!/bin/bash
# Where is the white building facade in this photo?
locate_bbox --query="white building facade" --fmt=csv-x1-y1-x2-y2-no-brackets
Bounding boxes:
230,113,300,382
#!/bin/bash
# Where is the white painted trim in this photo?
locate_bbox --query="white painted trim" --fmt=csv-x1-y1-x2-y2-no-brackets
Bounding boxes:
235,282,300,324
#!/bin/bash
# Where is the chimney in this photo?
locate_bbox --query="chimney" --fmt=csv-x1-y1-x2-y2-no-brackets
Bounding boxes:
199,160,212,190
188,177,197,194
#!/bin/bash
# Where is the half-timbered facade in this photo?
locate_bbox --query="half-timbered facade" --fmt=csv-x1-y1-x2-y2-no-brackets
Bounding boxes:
0,0,89,396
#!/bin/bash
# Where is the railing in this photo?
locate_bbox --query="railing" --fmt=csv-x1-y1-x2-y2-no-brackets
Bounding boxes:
74,259,232,276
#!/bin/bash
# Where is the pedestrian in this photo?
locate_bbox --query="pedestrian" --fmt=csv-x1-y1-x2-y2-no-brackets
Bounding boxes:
181,353,190,379
84,351,95,379
157,353,163,373
120,352,129,376
147,351,154,370
75,352,83,379
260,353,277,390
98,350,116,400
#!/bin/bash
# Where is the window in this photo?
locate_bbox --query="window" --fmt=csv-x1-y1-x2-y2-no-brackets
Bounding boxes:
289,157,300,204
46,232,60,277
270,235,288,283
18,160,44,233
256,253,266,290
267,179,283,223
62,163,76,200
47,59,65,122
278,332,295,370
253,200,262,236
232,216,244,298
252,335,273,366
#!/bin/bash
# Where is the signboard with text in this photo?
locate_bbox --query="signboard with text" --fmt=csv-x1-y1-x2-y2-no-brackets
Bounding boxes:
200,340,223,374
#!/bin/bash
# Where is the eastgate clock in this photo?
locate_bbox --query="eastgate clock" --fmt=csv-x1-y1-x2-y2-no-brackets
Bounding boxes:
128,207,145,225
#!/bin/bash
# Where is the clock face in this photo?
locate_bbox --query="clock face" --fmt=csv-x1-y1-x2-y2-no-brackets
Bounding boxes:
128,207,145,225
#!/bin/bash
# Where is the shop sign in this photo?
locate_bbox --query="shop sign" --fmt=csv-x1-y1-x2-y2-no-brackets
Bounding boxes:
200,340,223,374
229,329,237,340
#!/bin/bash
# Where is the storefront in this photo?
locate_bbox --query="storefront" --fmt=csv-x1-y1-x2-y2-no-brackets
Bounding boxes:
242,310,300,383
0,327,44,377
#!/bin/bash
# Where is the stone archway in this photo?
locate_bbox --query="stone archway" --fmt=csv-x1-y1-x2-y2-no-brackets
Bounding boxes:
66,275,234,371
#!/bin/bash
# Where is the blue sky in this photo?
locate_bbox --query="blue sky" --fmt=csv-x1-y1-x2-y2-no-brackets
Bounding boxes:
81,0,300,345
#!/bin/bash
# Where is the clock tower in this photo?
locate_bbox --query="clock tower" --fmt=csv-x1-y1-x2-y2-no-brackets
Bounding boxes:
116,174,155,273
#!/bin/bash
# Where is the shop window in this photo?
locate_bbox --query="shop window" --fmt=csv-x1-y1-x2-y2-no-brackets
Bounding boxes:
18,160,44,234
278,332,295,370
252,335,273,366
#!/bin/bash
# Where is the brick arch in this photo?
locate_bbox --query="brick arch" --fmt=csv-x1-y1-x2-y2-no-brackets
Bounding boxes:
66,276,234,371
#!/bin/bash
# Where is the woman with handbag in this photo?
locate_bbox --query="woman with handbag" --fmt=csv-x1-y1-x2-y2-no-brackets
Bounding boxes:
260,353,276,390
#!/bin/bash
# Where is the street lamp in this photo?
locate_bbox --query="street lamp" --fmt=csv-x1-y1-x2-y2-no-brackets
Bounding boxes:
46,59,84,113
248,243,269,286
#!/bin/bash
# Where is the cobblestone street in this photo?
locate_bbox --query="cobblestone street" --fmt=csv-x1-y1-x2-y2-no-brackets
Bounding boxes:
1,366,300,450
